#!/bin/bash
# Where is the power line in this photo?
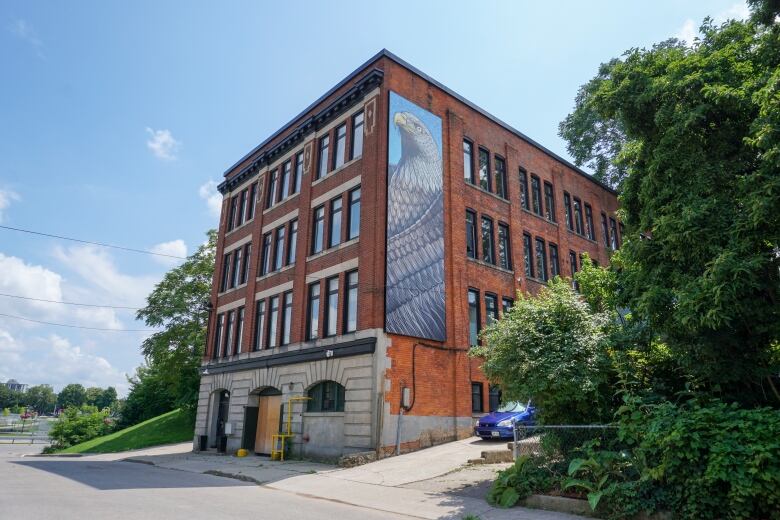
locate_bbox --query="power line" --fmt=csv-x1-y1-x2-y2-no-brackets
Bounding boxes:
0,292,142,310
0,225,187,260
0,312,158,332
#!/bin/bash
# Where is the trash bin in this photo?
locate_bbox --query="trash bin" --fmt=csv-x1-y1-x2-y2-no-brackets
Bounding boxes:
218,435,228,453
198,435,208,452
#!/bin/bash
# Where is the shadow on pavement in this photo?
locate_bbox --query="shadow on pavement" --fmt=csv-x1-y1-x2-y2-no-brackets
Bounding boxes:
11,460,253,490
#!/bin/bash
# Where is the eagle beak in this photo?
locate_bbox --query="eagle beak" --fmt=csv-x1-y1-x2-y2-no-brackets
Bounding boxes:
394,112,407,127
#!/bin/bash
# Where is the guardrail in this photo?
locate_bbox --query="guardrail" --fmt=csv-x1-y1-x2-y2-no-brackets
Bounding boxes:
0,437,50,445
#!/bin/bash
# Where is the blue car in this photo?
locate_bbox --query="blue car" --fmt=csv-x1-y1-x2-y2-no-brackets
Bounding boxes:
474,401,536,440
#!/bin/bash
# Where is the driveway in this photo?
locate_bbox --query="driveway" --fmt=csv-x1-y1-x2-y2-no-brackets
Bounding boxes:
0,444,410,520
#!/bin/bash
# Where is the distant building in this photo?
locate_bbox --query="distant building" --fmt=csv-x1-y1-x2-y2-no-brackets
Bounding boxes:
2,379,28,392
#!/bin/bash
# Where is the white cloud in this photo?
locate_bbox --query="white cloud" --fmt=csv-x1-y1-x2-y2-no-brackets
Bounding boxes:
199,180,223,218
0,331,129,396
149,239,187,266
0,188,19,223
9,19,44,57
676,2,750,45
145,127,180,160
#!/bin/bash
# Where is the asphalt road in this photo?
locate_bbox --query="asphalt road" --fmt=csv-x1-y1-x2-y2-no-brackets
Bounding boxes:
0,445,413,520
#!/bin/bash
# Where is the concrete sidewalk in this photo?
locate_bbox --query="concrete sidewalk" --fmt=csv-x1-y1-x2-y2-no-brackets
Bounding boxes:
57,438,587,520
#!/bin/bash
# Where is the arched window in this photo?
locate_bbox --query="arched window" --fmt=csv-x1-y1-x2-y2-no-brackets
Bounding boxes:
307,381,345,412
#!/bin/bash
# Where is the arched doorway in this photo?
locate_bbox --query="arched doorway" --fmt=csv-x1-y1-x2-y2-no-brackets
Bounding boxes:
243,387,282,455
208,389,230,451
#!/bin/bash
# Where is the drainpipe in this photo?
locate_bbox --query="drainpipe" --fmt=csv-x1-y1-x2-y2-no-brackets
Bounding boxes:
395,407,404,456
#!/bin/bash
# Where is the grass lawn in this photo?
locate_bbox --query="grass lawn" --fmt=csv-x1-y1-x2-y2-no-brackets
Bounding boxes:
58,409,193,454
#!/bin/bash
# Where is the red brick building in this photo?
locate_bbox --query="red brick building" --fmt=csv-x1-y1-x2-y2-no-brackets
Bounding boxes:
194,50,620,458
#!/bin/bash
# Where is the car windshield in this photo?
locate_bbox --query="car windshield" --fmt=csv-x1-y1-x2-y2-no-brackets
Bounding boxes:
496,401,527,413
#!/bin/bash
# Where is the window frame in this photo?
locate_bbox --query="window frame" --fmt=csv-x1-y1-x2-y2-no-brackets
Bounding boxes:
494,155,507,199
463,139,475,184
519,168,530,211
307,282,321,340
253,300,266,351
266,295,279,349
351,111,364,160
311,205,325,255
306,381,345,413
347,187,361,241
317,134,330,180
468,288,481,347
481,215,495,265
324,276,339,338
273,225,286,271
544,181,556,222
278,160,291,202
471,382,484,413
328,196,343,248
549,243,560,278
344,270,358,333
266,169,279,209
563,192,574,231
280,291,293,346
584,203,595,240
535,237,548,282
286,219,298,266
333,123,347,170
497,222,512,270
485,292,499,325
465,209,478,259
523,232,534,278
478,147,492,192
531,174,543,216
573,197,584,235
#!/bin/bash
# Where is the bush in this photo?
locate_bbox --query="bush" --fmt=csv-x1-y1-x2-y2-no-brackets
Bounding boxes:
487,455,557,508
621,399,780,519
49,407,113,450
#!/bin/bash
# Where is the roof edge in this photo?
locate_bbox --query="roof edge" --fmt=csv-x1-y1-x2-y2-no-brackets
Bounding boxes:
223,49,617,196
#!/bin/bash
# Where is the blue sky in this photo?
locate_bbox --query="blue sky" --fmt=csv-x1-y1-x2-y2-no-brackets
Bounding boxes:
0,1,749,394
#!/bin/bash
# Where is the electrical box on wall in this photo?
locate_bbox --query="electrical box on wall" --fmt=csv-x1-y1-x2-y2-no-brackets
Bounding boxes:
401,387,411,409
224,422,233,435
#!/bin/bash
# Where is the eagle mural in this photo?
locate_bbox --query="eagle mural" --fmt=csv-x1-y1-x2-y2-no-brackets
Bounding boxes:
385,93,446,342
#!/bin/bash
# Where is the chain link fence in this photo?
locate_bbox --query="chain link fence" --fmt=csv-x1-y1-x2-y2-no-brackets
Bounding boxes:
512,424,620,461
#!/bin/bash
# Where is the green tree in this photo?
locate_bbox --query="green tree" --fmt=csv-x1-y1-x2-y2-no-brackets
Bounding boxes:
24,385,57,414
129,229,215,423
95,387,117,410
117,365,177,428
84,387,103,407
0,384,22,409
58,384,87,409
473,279,613,424
559,4,780,404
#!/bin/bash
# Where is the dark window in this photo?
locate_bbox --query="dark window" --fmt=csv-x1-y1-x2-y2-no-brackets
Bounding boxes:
246,183,257,220
266,169,278,208
260,233,272,276
347,187,360,240
213,313,224,359
334,124,347,170
324,276,339,337
549,243,560,278
619,223,625,245
273,226,285,271
317,135,330,179
564,192,573,230
344,270,358,333
293,152,303,195
609,218,619,249
279,160,291,202
463,140,475,184
497,223,511,270
228,196,238,231
465,210,477,259
253,300,266,351
471,382,484,413
531,175,543,216
267,295,279,349
240,244,251,285
481,216,495,264
523,233,534,278
220,252,231,292
287,219,298,265
478,148,491,191
601,212,610,248
311,206,325,254
489,385,502,412
307,381,345,412
544,182,556,222
494,156,507,199
224,310,235,357
570,250,578,276
585,203,595,240
485,293,498,325
519,168,530,210
237,191,247,227
307,282,320,340
234,307,245,355
351,111,364,160
535,238,548,281
573,197,584,235
281,292,292,346
468,289,480,346
231,248,242,288
502,297,514,314
329,197,342,248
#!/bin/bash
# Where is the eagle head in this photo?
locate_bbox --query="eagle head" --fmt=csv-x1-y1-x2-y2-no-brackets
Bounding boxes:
393,111,438,159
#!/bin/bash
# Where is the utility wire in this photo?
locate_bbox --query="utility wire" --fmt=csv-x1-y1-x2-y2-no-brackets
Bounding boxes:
0,225,187,260
0,292,142,310
0,312,158,332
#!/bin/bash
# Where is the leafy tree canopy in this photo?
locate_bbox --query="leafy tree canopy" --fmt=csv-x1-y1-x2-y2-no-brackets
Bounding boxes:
559,4,780,403
58,383,87,409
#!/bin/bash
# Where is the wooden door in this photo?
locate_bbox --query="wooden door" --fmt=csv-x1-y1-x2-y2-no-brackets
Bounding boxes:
255,395,282,454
